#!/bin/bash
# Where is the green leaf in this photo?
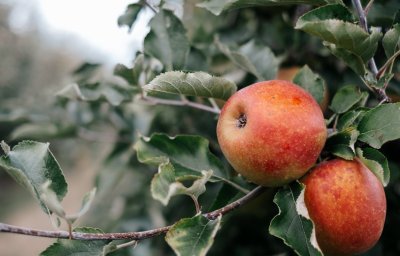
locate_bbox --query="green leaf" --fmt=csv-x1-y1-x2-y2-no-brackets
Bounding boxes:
330,85,366,114
208,183,240,211
144,10,190,71
358,103,400,148
40,227,111,256
0,141,67,213
151,161,212,205
117,3,143,31
10,123,76,141
134,133,227,179
72,63,101,83
40,181,66,218
269,182,322,256
165,215,221,256
323,42,367,75
56,82,136,106
356,148,390,186
216,39,278,81
197,0,336,16
296,4,382,62
325,128,359,160
113,54,144,86
292,65,326,105
67,187,97,224
336,109,366,131
382,24,400,58
143,71,237,101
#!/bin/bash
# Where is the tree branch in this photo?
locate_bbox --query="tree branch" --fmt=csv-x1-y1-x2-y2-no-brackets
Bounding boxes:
352,0,391,103
352,0,379,76
140,95,221,114
0,186,266,240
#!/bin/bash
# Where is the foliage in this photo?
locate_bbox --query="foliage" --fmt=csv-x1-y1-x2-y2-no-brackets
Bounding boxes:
1,0,400,255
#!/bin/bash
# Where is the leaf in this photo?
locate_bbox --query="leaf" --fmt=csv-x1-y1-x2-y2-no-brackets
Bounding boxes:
358,103,400,148
10,123,76,141
56,82,136,106
323,42,367,75
356,148,390,186
0,141,67,213
40,227,111,256
197,0,336,16
269,182,322,256
40,181,66,218
382,24,400,58
113,54,144,86
296,4,382,62
165,215,221,256
134,133,227,179
325,128,359,160
143,71,237,101
72,63,101,83
336,109,366,131
216,39,278,81
117,3,143,31
330,85,366,114
67,187,97,223
292,65,326,105
208,183,240,211
151,161,212,205
144,10,190,71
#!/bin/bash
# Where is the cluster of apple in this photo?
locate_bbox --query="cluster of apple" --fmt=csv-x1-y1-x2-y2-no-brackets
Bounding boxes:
216,80,386,255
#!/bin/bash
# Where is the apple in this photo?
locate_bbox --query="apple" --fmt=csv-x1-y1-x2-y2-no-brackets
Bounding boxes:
216,80,327,187
302,159,386,255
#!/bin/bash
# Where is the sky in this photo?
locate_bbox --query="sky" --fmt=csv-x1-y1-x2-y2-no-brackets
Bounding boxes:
6,0,152,66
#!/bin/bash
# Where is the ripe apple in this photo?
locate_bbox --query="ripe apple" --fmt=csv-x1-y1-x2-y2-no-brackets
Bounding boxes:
216,80,327,187
302,159,386,255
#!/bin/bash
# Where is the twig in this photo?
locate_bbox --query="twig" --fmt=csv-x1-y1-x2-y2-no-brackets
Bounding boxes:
0,186,266,240
364,0,374,15
143,1,157,14
115,240,138,250
190,195,201,214
377,49,400,80
352,0,379,76
352,0,391,103
141,95,221,114
208,98,221,113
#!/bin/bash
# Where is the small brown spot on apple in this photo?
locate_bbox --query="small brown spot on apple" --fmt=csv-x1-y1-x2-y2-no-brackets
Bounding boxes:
292,97,302,105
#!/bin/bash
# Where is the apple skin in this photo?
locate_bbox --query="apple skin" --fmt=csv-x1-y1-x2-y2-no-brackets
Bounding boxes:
216,80,327,187
302,159,386,256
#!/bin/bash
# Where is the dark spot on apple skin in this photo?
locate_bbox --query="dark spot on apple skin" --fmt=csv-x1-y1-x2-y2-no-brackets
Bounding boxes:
237,113,247,128
292,97,302,105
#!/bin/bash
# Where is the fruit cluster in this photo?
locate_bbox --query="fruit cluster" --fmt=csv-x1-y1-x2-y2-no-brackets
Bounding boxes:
217,80,386,255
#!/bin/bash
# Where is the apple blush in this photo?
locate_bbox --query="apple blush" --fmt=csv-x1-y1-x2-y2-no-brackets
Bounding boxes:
217,80,327,187
302,159,386,255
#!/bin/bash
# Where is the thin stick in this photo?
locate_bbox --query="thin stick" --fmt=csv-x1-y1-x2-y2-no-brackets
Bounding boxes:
141,96,221,114
143,1,157,14
352,0,379,76
0,186,266,241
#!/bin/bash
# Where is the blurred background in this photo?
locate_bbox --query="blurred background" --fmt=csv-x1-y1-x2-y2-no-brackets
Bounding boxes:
0,0,151,254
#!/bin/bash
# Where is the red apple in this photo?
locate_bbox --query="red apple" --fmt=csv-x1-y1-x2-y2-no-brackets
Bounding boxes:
302,159,386,255
216,80,327,187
